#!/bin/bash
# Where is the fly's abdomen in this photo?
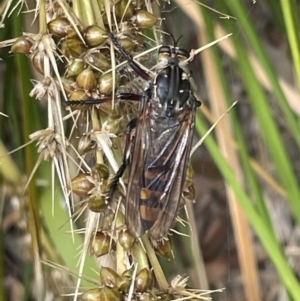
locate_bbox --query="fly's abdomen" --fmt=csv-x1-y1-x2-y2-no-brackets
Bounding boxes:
138,129,177,231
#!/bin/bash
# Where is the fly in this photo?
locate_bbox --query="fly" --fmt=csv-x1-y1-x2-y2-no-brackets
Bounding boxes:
108,33,201,240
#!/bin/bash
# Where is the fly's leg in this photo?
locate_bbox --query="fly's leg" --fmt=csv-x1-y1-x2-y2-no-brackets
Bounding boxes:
108,32,151,81
108,117,138,199
64,93,143,108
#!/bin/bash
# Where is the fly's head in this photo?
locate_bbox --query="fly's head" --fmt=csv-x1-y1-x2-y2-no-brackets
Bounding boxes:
156,46,190,73
154,45,196,118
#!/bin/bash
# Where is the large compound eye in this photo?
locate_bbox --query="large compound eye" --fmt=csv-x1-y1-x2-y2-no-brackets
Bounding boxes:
158,46,171,56
176,48,189,60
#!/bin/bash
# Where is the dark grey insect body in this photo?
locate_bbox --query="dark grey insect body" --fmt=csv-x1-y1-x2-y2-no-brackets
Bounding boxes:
109,36,201,240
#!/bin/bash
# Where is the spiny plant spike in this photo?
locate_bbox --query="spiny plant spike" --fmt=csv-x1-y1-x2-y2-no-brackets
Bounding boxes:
0,0,220,300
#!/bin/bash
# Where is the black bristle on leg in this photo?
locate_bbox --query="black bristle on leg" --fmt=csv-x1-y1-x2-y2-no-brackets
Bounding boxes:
108,118,137,199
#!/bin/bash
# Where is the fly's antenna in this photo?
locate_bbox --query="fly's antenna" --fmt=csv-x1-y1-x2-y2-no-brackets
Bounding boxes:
168,33,183,47
175,35,183,47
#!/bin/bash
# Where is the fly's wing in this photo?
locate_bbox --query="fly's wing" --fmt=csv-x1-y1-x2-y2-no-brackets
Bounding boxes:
125,101,148,238
141,110,196,240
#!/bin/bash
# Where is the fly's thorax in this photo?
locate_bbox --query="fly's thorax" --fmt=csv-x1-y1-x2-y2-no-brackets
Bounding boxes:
152,71,194,118
150,45,195,118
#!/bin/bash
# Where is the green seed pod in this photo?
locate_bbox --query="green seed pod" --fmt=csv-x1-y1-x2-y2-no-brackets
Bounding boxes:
139,293,155,301
82,288,101,301
66,26,84,39
154,238,172,259
148,268,154,289
84,25,107,47
70,173,94,197
122,267,134,278
183,184,195,201
179,195,186,209
99,286,122,301
69,89,89,101
32,51,45,75
85,51,111,71
134,10,158,29
62,37,86,58
182,166,195,201
118,229,135,251
185,166,194,184
117,275,131,294
115,0,135,20
90,232,110,257
88,195,107,213
67,59,85,77
76,67,97,90
100,267,120,287
119,38,136,53
103,115,122,135
160,294,172,301
117,267,134,293
48,18,71,38
11,36,33,54
92,163,110,180
135,268,153,293
99,73,120,95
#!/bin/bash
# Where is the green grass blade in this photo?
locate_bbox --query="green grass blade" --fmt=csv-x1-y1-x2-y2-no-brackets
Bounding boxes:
279,0,300,88
195,113,300,299
225,0,300,148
